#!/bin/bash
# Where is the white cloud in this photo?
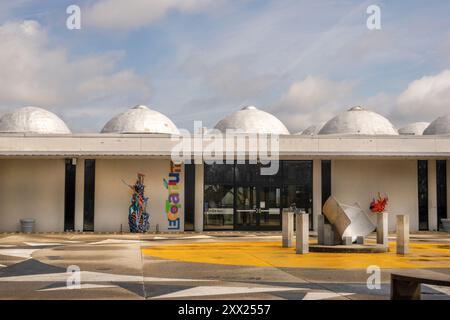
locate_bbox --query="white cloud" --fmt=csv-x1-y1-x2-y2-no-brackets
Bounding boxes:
0,20,151,131
272,70,450,133
271,76,355,132
140,0,450,130
392,69,450,123
85,0,223,30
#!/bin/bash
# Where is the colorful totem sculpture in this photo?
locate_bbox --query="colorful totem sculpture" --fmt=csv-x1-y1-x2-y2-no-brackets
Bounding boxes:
126,173,149,233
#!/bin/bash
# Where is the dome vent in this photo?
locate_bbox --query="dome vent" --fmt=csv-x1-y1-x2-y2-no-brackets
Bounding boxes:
319,106,398,135
297,122,326,135
101,105,179,134
0,106,71,134
423,115,450,135
214,106,289,134
398,122,429,135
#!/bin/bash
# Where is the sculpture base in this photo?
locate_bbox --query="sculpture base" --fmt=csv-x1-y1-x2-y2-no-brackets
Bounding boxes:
310,244,388,253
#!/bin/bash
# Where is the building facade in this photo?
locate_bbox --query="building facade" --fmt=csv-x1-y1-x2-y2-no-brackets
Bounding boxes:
0,105,449,233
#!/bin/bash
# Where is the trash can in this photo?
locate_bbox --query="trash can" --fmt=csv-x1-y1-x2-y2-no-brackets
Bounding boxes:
20,219,35,233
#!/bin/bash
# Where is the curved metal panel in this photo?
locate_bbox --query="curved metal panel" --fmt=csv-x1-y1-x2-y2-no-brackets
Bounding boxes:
323,196,376,242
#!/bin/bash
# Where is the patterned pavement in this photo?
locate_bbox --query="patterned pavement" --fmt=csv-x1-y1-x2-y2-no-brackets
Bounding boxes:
0,232,449,300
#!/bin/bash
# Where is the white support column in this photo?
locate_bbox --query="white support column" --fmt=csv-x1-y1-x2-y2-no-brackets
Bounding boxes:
296,213,309,254
428,160,438,231
317,215,325,245
396,215,409,255
282,210,294,248
312,159,322,232
377,212,389,247
74,158,85,232
323,223,335,246
194,163,204,232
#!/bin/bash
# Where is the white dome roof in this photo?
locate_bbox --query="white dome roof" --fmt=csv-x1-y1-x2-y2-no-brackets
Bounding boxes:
398,122,429,135
101,105,179,134
319,106,398,135
297,122,326,135
423,115,450,135
0,106,71,134
214,106,290,134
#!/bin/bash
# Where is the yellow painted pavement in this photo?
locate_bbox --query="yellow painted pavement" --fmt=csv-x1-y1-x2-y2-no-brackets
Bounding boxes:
142,241,450,269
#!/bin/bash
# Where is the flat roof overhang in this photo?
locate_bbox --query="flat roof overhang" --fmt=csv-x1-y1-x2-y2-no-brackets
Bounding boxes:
0,133,450,159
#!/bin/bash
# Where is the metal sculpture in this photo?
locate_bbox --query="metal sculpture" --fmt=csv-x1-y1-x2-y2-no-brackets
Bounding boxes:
124,173,149,233
370,193,388,213
322,196,376,242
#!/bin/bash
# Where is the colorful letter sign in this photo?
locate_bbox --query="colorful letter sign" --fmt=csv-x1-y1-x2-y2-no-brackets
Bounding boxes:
164,162,181,230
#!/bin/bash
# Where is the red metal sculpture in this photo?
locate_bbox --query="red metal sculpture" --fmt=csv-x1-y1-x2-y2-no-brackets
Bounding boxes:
370,193,388,213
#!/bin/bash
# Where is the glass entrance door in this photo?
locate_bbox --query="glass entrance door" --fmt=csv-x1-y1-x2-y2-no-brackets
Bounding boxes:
235,186,258,228
259,186,281,228
234,185,281,230
204,161,313,231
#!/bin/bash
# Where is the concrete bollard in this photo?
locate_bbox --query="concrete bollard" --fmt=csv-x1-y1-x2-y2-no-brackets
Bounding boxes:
296,213,309,254
282,210,294,248
356,236,365,245
317,215,325,245
343,236,352,245
334,229,343,245
396,215,409,255
323,224,335,246
377,212,389,247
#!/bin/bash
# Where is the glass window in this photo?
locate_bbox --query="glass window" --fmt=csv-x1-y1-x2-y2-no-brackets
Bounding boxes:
184,164,195,231
437,160,447,230
204,184,234,230
418,160,428,231
235,163,258,184
282,161,313,229
236,162,283,185
204,164,234,184
321,160,331,207
258,162,283,185
283,161,312,186
282,185,313,230
282,185,312,213
203,161,314,230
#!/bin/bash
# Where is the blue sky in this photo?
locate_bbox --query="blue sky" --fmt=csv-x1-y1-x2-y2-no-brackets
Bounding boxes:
0,0,449,132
